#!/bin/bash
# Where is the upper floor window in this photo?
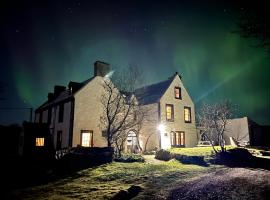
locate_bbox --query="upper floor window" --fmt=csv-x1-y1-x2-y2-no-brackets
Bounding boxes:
58,104,64,123
39,111,43,123
47,108,52,124
166,104,174,121
184,106,191,123
174,87,181,99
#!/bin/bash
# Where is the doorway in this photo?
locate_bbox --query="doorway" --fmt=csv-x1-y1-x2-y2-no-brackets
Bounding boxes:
126,131,139,153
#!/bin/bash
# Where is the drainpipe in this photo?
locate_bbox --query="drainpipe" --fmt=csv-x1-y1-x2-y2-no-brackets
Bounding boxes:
158,102,161,150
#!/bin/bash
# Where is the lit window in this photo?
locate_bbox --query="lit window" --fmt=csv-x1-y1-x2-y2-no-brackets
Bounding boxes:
36,138,44,146
166,104,174,121
81,131,93,147
176,133,180,145
170,132,175,145
180,132,185,146
184,107,191,123
170,131,185,147
174,87,181,99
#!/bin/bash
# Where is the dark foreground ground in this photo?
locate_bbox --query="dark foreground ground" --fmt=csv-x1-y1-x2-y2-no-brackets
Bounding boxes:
6,147,270,199
164,167,270,200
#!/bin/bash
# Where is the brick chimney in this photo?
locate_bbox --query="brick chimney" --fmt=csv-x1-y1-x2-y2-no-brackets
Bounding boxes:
54,85,66,96
94,61,110,77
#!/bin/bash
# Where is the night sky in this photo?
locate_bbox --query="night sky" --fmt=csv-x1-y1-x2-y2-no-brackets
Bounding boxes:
0,0,270,125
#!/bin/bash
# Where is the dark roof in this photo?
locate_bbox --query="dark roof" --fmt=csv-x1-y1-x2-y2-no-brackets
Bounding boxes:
36,90,73,110
135,76,174,105
36,77,94,111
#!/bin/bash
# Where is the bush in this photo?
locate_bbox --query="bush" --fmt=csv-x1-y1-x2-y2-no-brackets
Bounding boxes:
211,148,253,166
155,149,172,161
114,154,145,163
227,148,253,159
174,154,207,166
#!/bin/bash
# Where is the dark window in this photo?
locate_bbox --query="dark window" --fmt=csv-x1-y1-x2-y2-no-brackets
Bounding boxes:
184,106,192,123
171,131,185,147
56,131,62,150
48,108,52,124
166,104,174,121
102,130,107,137
39,111,43,123
174,87,181,99
58,104,64,123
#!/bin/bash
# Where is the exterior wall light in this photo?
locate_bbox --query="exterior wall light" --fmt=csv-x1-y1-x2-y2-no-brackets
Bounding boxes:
158,124,165,133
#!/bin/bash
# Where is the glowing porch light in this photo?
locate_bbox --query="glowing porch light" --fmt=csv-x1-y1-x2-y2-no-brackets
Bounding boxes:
158,124,165,133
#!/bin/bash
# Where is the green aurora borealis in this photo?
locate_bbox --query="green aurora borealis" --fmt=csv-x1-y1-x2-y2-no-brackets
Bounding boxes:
1,1,270,124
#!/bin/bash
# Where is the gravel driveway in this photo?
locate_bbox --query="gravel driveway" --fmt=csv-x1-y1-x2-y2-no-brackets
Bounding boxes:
166,167,270,200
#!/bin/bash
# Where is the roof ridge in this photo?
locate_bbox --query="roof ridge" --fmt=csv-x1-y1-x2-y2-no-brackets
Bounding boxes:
135,76,173,91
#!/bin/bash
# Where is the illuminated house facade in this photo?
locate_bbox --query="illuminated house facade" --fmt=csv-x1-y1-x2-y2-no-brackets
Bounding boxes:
134,72,197,151
35,61,197,151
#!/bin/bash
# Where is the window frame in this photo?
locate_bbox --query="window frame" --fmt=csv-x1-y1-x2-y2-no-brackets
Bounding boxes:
39,111,43,123
47,108,52,124
56,130,62,150
102,130,107,137
80,130,93,147
170,131,185,147
165,104,174,122
174,87,182,99
35,137,45,147
58,104,64,123
184,106,192,123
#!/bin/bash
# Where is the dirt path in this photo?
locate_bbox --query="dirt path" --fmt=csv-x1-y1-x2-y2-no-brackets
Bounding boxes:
143,155,165,164
164,167,270,200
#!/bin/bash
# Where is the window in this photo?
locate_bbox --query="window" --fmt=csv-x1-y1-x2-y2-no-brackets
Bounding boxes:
36,137,44,146
39,111,43,123
81,130,93,147
56,131,62,150
174,87,181,99
170,131,185,147
166,104,174,121
58,104,64,123
184,106,191,123
102,130,107,137
48,108,52,124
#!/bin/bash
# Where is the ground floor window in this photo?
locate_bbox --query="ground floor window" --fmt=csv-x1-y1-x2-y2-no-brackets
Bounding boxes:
170,131,185,147
81,130,93,147
57,130,62,150
36,137,45,146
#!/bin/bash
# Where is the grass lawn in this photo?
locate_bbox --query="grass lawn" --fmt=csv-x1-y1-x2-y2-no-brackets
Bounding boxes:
13,156,216,199
169,146,234,157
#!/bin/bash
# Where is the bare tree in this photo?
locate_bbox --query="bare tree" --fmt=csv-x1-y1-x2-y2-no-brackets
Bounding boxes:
197,100,234,153
100,66,148,157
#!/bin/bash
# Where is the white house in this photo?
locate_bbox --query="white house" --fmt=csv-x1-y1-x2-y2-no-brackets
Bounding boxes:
35,61,198,151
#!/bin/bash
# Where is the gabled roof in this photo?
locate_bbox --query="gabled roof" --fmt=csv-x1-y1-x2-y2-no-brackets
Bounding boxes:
36,77,94,111
135,74,179,105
